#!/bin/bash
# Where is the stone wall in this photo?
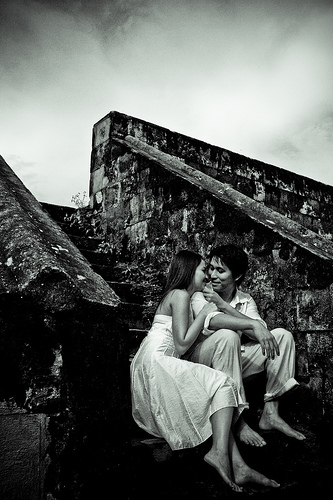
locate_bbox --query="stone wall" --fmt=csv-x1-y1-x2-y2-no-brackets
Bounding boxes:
0,157,129,499
89,111,333,419
90,111,333,240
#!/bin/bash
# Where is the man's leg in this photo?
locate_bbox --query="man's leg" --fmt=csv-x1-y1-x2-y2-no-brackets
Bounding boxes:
189,330,266,446
190,330,245,400
242,328,305,440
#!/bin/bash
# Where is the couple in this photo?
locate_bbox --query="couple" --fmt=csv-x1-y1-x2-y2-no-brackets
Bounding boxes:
131,246,304,492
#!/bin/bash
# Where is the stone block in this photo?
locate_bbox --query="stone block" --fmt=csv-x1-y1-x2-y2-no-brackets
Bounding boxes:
93,116,111,147
0,413,49,500
296,290,332,330
90,165,107,197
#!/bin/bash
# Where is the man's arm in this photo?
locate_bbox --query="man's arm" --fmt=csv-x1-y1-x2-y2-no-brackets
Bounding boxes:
203,289,266,327
193,289,279,360
191,291,260,332
191,291,217,317
208,313,279,359
191,291,263,335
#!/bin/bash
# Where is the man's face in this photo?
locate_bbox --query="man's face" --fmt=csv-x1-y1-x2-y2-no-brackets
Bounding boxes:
207,256,236,294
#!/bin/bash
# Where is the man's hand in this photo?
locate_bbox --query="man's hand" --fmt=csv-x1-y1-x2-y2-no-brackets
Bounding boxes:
251,321,280,359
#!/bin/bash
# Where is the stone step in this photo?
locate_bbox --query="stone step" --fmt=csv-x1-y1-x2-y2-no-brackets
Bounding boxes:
60,221,92,238
128,387,330,498
65,233,104,252
77,248,112,265
107,281,145,304
129,328,147,359
42,202,76,221
90,263,118,281
128,429,326,499
119,302,151,330
43,202,152,352
131,435,173,463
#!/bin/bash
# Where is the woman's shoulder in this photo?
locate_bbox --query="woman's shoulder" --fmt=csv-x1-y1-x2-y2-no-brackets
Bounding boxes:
156,289,189,315
164,289,189,307
170,289,190,301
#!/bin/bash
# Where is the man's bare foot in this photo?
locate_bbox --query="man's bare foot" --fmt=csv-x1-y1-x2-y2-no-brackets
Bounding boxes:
259,412,306,440
204,449,243,493
234,462,280,489
236,419,266,447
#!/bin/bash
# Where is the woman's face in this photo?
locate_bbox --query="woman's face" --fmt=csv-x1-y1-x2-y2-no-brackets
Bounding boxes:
193,260,208,291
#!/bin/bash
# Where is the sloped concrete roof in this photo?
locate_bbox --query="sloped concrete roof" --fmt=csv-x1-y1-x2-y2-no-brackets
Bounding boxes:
0,156,119,310
119,136,333,263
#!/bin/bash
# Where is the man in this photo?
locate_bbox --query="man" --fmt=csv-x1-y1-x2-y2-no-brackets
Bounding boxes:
185,244,306,446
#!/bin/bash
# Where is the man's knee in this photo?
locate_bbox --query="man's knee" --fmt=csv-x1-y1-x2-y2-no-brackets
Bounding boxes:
271,328,294,346
271,328,294,341
211,329,240,349
190,329,240,367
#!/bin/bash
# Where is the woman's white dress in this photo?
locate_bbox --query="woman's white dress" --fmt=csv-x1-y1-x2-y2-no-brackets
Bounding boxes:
130,314,246,450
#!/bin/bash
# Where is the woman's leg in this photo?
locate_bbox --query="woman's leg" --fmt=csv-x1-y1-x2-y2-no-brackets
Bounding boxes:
229,431,280,489
205,407,280,491
204,407,243,492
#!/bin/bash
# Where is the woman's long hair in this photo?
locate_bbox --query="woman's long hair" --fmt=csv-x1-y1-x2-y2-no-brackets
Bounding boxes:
159,250,203,304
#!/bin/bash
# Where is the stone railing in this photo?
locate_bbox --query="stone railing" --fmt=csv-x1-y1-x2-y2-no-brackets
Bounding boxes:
90,111,333,240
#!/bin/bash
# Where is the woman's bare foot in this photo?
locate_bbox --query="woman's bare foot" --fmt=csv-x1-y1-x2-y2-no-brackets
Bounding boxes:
236,419,266,447
259,412,306,440
234,462,280,489
204,449,243,493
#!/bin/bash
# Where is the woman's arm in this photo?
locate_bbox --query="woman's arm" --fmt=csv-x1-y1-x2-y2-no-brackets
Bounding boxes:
171,290,216,355
203,289,266,326
202,290,279,359
193,290,260,335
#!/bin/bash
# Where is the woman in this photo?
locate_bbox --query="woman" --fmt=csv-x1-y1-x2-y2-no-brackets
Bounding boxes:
131,250,279,492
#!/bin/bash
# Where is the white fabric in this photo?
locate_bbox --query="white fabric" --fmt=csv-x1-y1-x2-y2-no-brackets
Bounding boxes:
191,290,267,337
131,314,246,450
189,293,299,402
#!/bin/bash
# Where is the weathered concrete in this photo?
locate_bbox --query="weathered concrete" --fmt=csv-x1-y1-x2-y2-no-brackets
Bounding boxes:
0,156,119,308
43,197,333,500
90,111,333,240
0,156,129,499
0,404,48,500
88,111,333,424
120,135,333,263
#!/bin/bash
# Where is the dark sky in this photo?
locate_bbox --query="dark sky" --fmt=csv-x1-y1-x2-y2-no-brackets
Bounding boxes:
1,0,332,205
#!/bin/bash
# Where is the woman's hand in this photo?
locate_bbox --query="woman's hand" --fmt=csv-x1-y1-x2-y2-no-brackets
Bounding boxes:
199,302,218,316
203,286,227,310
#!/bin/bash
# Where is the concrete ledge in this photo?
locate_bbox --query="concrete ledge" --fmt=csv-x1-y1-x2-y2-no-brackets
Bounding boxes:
117,136,333,263
0,156,119,308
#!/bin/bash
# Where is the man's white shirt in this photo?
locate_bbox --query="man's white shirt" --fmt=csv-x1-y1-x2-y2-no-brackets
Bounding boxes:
191,290,267,337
